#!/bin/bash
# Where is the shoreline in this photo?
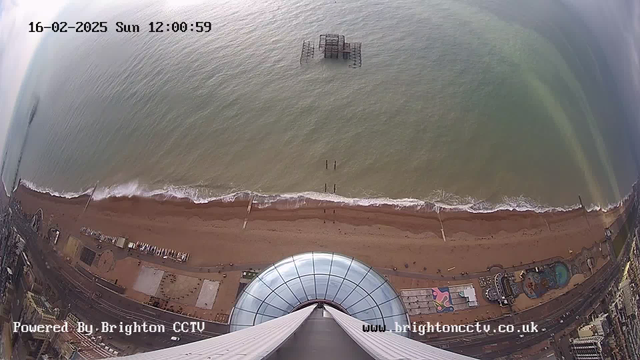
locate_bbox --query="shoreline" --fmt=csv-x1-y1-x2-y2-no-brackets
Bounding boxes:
12,183,634,274
19,179,637,214
14,180,636,226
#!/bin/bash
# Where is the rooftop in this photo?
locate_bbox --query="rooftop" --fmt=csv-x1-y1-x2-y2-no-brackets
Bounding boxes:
27,291,54,317
230,252,409,334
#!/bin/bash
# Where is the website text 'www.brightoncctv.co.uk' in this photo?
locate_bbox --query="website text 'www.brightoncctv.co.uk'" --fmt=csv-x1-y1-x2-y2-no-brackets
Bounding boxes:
362,321,541,336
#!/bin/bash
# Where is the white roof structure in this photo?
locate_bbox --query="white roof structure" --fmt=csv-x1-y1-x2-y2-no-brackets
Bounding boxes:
118,304,476,360
117,305,315,360
325,306,475,360
230,252,410,335
463,287,478,307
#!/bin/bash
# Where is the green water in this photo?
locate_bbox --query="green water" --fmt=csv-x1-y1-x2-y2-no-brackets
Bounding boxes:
3,0,638,210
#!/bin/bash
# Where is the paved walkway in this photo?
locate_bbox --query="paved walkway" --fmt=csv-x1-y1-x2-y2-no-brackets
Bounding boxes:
78,232,593,283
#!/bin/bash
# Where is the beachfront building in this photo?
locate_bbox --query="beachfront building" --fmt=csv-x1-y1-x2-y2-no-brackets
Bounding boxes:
570,336,605,360
611,277,640,360
18,291,58,358
401,284,478,315
577,313,609,338
22,291,56,327
119,252,475,359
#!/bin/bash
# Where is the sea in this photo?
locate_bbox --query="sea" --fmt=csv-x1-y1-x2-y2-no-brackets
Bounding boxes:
3,0,640,212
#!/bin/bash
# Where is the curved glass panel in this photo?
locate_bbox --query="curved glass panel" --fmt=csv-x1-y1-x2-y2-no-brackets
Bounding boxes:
230,252,409,336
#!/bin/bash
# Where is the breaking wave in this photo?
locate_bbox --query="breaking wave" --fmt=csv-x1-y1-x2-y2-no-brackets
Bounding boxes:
19,179,632,214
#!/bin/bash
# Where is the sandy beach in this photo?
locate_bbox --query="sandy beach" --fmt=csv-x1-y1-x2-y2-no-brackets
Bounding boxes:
13,185,632,275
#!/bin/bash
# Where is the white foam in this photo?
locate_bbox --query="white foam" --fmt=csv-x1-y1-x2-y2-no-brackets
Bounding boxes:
21,180,92,199
19,179,635,214
91,181,246,203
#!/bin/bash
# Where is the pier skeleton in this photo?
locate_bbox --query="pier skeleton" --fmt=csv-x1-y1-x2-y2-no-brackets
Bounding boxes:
300,40,314,64
300,34,362,68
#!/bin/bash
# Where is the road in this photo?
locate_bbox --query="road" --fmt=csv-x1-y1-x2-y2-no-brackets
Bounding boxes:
423,240,626,358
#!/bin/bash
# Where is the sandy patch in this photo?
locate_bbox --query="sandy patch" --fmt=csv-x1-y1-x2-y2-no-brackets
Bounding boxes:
132,266,164,296
196,280,220,310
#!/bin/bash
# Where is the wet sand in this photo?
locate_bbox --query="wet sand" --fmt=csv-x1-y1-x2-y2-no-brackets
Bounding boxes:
13,185,633,275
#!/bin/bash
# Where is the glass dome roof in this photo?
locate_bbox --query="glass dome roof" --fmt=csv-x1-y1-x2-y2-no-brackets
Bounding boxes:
230,252,409,335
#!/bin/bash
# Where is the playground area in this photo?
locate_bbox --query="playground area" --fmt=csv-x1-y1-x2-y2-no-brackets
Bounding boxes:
131,265,220,309
522,262,571,299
